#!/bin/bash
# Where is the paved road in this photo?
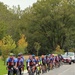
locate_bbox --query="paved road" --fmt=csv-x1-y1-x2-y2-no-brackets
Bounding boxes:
25,63,75,75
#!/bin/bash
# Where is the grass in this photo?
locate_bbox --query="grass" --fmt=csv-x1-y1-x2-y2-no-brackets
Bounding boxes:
0,59,7,75
0,58,27,75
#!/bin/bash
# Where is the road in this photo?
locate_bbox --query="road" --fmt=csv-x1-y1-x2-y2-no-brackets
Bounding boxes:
25,63,75,75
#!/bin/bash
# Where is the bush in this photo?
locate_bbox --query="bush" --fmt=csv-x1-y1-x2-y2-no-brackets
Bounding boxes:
53,49,64,54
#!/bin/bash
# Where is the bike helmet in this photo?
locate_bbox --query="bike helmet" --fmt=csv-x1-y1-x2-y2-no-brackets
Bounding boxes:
9,53,14,56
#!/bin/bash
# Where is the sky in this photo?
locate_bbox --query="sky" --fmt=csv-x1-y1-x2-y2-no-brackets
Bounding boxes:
0,0,37,10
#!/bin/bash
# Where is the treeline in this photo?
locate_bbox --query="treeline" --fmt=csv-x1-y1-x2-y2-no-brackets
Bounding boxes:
0,0,75,56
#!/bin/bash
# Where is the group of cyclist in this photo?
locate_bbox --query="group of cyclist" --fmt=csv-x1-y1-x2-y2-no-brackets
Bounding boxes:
6,53,25,75
26,54,63,75
6,53,63,75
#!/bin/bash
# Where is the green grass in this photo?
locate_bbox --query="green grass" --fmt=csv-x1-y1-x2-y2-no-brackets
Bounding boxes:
0,59,7,75
24,60,27,70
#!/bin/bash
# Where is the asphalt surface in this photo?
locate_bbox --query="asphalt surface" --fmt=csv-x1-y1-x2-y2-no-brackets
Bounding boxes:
25,63,75,75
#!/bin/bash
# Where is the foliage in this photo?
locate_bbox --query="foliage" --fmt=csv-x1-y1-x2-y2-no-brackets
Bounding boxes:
21,0,75,54
13,34,28,56
34,42,41,56
53,45,64,54
0,21,8,39
0,0,75,55
0,35,16,63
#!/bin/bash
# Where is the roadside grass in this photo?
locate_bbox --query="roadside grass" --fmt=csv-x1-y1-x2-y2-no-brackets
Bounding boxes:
0,59,7,75
0,58,27,75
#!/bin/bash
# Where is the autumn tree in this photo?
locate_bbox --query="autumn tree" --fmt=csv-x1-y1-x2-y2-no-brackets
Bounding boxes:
53,45,64,54
14,34,28,56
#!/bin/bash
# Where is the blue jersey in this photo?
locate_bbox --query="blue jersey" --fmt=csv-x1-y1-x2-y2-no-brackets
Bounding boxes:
50,57,53,61
46,57,50,63
26,59,34,67
17,58,23,68
7,58,17,66
42,57,46,64
33,58,37,64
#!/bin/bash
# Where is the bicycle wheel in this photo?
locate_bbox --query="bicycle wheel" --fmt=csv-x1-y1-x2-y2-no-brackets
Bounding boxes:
16,69,20,75
28,70,33,75
28,68,32,75
36,68,40,75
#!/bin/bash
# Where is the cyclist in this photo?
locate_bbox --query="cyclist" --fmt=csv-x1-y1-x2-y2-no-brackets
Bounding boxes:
52,54,56,68
7,53,17,75
41,55,46,73
49,54,54,70
26,55,36,74
35,57,41,74
19,53,25,72
17,53,24,75
46,55,50,71
55,55,60,68
32,54,37,65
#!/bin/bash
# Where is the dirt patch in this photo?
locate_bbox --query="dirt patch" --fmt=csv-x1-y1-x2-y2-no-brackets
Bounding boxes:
24,55,29,60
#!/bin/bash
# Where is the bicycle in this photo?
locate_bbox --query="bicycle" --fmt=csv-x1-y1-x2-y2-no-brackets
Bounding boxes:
36,64,41,75
9,67,14,75
28,66,35,75
9,67,20,75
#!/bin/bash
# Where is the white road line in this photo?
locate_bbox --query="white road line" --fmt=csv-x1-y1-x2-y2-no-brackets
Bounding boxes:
58,66,72,75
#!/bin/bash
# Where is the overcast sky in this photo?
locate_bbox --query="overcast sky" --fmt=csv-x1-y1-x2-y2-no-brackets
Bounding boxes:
0,0,37,10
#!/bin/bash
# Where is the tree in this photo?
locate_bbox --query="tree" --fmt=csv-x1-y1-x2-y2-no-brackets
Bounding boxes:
14,34,28,56
0,21,8,39
0,0,75,55
34,42,41,56
21,0,75,54
0,35,16,64
53,45,64,54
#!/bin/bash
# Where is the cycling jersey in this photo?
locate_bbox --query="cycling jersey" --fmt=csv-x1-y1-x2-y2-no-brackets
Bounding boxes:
33,58,37,64
55,56,59,62
26,59,34,67
46,57,50,64
7,58,17,66
36,60,40,64
17,58,23,68
42,57,46,65
7,57,17,71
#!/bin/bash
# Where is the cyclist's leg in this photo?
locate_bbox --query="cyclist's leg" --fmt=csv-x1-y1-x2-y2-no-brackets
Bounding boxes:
50,62,52,70
8,70,10,75
18,68,21,75
41,64,45,73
